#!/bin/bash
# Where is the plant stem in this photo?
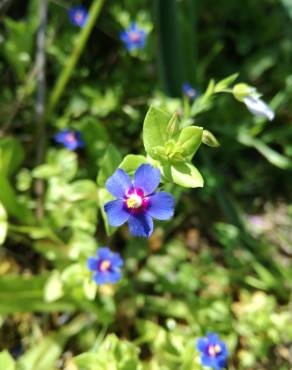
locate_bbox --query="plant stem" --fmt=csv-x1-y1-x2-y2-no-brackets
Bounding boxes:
35,0,48,220
45,0,105,121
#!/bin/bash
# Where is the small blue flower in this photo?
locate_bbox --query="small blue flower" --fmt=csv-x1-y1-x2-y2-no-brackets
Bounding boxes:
104,164,175,238
197,333,228,370
182,83,197,100
243,95,274,121
87,247,123,285
120,23,147,51
68,5,88,28
54,129,84,151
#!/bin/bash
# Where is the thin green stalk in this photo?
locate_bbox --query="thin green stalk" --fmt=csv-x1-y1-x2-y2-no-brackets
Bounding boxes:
45,0,105,121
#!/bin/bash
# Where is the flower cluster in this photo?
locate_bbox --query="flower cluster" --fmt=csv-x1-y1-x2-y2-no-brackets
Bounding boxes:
88,247,123,285
104,164,175,238
120,23,147,51
197,333,228,370
68,5,88,28
54,129,84,151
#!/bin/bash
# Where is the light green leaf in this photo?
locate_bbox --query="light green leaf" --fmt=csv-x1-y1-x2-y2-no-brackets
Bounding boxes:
65,180,98,202
177,126,203,158
97,144,122,187
44,271,64,303
33,149,78,181
68,232,96,260
0,350,15,370
98,188,116,236
119,154,148,176
83,278,97,300
0,203,7,245
170,162,204,188
143,106,171,158
214,73,239,93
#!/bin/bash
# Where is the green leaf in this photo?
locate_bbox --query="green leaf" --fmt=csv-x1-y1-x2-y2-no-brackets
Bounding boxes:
65,180,98,202
0,203,7,245
44,271,64,303
33,149,78,181
0,175,33,223
239,132,292,169
202,130,220,147
0,274,75,314
170,162,204,188
83,278,97,300
98,188,116,236
177,126,203,158
143,106,171,158
119,155,148,176
0,351,15,370
214,73,239,93
0,137,24,177
97,144,122,187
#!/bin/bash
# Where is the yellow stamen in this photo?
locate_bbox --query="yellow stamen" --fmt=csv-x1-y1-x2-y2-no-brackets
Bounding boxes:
126,193,142,209
215,345,221,353
126,198,137,208
100,260,111,272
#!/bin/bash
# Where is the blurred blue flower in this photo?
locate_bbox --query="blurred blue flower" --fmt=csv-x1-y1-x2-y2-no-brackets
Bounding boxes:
54,129,84,151
120,23,147,51
243,95,275,121
182,83,197,100
87,247,123,285
68,5,88,28
197,333,228,370
104,164,175,238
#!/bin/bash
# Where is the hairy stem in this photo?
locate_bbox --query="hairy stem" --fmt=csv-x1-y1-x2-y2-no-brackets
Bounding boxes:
45,0,105,121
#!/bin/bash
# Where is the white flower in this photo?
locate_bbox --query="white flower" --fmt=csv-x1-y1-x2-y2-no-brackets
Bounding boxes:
243,95,275,121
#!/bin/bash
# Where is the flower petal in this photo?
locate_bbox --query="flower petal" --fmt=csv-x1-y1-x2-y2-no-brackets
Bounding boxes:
87,257,98,271
93,272,108,285
207,332,220,344
147,192,175,220
216,355,228,369
110,253,124,268
108,270,122,283
104,199,129,227
201,355,220,370
196,337,208,352
133,164,160,195
128,213,153,238
243,96,275,121
97,247,112,260
105,168,132,198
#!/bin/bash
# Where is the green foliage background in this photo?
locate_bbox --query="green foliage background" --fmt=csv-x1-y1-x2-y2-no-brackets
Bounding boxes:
0,0,291,369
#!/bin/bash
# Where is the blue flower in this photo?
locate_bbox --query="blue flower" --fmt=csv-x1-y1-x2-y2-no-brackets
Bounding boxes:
182,83,197,100
68,5,88,28
120,23,147,51
197,333,228,370
87,247,123,285
243,96,274,121
104,164,175,238
54,129,84,151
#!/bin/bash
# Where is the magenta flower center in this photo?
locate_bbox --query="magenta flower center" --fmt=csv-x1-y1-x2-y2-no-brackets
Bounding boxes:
125,188,148,212
98,259,111,272
128,31,141,43
207,344,221,357
65,133,77,144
